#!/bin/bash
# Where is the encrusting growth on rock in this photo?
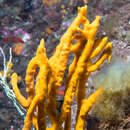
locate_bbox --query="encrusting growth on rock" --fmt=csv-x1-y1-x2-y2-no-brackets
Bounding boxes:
11,5,112,130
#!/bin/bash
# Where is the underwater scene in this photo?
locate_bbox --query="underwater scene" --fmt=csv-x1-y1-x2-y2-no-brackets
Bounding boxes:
0,0,130,129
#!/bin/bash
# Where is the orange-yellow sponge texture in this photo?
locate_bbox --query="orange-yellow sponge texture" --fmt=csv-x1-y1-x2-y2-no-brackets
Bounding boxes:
11,5,112,130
